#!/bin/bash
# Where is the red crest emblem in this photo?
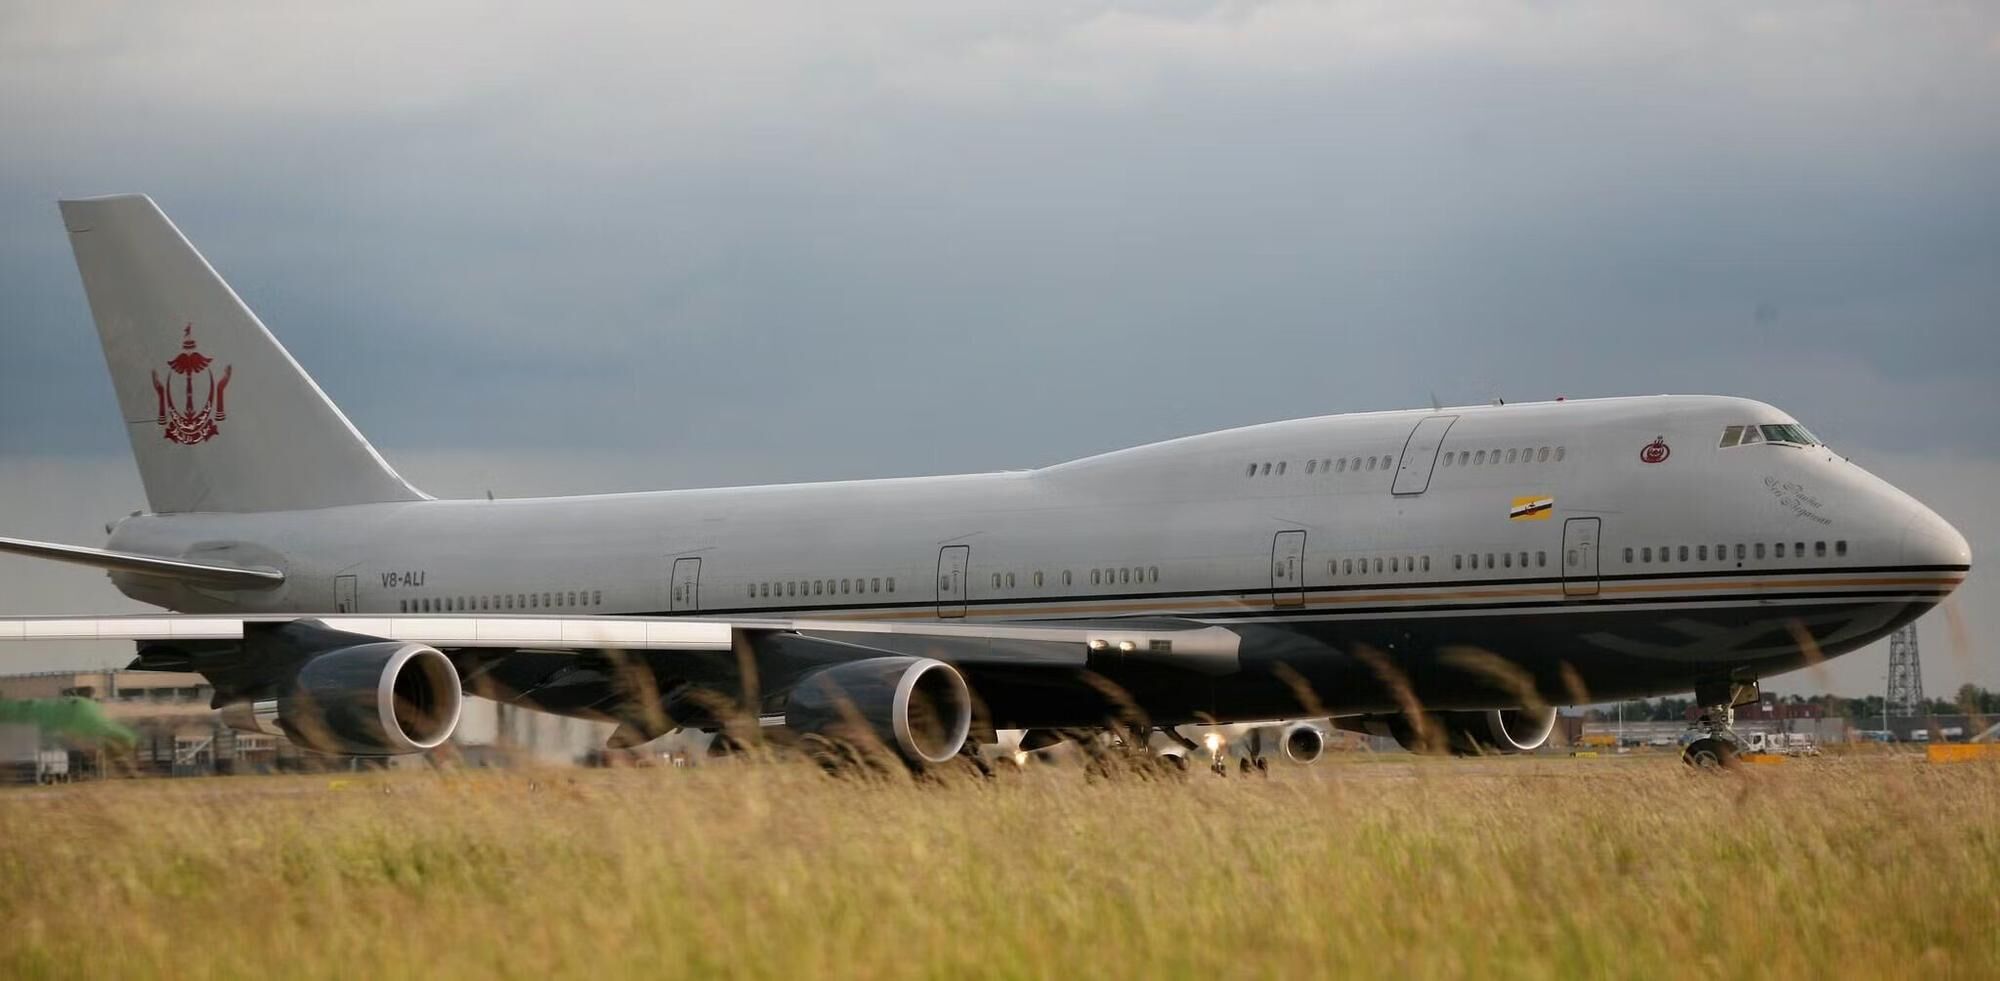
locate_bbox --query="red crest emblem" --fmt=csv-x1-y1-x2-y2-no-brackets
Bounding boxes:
150,324,233,445
1639,436,1671,464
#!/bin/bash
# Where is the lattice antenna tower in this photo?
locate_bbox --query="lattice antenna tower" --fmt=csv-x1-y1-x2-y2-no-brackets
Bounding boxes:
1886,623,1925,717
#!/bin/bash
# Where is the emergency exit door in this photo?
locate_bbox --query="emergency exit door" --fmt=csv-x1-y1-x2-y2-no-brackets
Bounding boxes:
1271,531,1306,607
1562,518,1600,597
1392,415,1458,495
670,557,701,612
937,546,969,618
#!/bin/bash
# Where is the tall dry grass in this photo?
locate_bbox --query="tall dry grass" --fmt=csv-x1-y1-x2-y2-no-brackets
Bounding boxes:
2,756,1997,979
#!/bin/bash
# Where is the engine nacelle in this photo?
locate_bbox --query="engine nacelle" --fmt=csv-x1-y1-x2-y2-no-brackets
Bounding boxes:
1422,707,1558,755
225,642,463,756
784,656,972,766
1277,722,1326,764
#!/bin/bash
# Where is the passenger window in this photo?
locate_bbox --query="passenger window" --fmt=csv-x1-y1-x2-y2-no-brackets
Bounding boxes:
1719,425,1744,448
1735,544,1746,561
1755,543,1766,559
592,591,601,605
1306,459,1317,474
1091,570,1101,585
1537,447,1550,462
1458,451,1470,466
1344,559,1355,575
1567,549,1578,568
1261,463,1270,475
1120,568,1131,584
1277,461,1287,475
1775,543,1786,558
1421,556,1431,572
1505,449,1518,464
1062,570,1072,586
874,578,884,592
1007,573,1016,588
1247,463,1258,477
1642,547,1651,563
1835,541,1847,556
1453,555,1463,571
1501,553,1512,568
1474,450,1485,465
1390,556,1400,573
1440,453,1452,468
1535,551,1546,568
399,600,407,613
567,591,576,606
1624,548,1634,563
1518,552,1527,568
1149,567,1159,582
1485,553,1495,569
1814,541,1826,558
1678,546,1689,562
1335,458,1347,473
1794,542,1805,558
1469,553,1479,569
1554,447,1566,461
1033,572,1043,588
1697,545,1707,561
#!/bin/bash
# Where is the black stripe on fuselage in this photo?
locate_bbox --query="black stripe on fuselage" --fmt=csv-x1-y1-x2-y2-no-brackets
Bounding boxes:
659,563,1964,619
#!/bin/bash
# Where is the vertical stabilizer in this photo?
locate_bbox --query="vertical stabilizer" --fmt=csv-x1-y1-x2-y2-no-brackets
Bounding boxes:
59,194,426,513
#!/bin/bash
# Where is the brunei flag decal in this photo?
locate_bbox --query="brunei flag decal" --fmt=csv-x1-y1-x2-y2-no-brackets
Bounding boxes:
1509,495,1555,521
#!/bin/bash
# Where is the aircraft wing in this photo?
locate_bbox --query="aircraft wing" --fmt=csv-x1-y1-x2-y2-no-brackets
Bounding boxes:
0,613,1241,673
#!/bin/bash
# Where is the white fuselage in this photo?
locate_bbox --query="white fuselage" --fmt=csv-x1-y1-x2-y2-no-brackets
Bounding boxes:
103,394,1969,706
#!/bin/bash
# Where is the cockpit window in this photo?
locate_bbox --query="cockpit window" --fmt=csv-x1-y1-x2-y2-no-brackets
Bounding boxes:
1720,422,1820,449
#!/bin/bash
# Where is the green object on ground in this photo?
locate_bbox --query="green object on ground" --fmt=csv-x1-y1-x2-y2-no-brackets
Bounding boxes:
0,698,137,746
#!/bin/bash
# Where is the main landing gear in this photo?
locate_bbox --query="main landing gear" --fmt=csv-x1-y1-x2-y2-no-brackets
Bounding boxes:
1682,678,1759,770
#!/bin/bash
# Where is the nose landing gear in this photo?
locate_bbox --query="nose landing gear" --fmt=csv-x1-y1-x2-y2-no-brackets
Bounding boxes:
1682,678,1758,770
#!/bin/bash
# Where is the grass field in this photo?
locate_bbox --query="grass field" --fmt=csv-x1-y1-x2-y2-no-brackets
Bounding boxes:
3,754,1997,979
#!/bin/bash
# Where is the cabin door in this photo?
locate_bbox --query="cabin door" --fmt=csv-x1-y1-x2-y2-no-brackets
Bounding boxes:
1562,518,1600,597
670,557,701,612
937,545,969,618
1271,531,1306,608
1392,414,1459,495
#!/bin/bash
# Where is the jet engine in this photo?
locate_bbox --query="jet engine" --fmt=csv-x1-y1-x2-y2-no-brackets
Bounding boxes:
223,642,463,755
784,656,972,766
1414,707,1558,755
1276,722,1326,764
1351,706,1559,755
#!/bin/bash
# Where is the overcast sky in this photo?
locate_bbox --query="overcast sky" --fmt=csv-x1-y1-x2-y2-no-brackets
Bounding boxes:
1,2,1995,697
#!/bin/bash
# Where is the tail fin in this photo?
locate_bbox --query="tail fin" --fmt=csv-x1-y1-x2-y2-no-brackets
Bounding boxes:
59,194,426,513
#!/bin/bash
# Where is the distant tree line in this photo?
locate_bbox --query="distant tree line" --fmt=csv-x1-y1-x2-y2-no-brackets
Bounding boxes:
1581,684,2000,723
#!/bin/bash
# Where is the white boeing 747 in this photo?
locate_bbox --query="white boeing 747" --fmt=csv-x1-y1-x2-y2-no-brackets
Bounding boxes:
0,195,1970,768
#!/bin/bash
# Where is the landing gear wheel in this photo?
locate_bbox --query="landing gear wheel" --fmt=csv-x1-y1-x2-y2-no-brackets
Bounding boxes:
1682,737,1739,770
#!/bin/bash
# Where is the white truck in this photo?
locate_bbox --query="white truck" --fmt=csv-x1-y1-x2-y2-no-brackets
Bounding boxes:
1742,731,1821,757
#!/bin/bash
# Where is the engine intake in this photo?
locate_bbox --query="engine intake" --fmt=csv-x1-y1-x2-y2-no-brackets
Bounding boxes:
1279,723,1325,764
224,642,463,756
785,656,972,766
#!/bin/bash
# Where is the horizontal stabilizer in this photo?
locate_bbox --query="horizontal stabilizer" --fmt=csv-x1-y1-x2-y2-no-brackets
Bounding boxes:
0,536,284,589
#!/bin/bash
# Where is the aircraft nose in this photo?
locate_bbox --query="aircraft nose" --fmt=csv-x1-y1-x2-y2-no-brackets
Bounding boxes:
1901,505,1971,574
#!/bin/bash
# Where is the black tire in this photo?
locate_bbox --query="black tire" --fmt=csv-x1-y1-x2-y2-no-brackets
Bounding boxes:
1682,737,1739,770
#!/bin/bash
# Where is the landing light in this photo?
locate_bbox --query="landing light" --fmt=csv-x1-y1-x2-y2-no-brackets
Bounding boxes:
1204,733,1223,754
1117,640,1136,653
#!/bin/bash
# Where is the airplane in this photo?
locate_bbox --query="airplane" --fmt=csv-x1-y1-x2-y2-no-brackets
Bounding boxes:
0,194,1971,769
